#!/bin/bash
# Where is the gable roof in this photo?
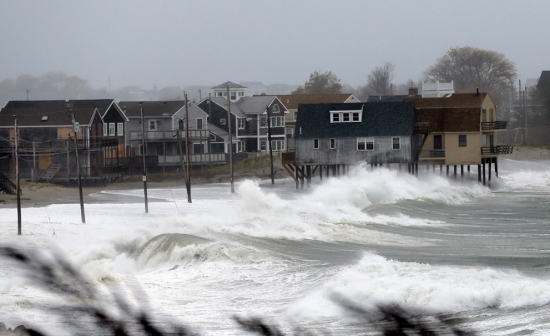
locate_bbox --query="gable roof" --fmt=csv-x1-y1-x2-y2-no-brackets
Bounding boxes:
0,105,98,127
199,97,246,117
212,81,246,89
415,107,480,132
295,102,415,139
235,96,287,115
119,101,186,118
404,92,488,108
269,93,357,109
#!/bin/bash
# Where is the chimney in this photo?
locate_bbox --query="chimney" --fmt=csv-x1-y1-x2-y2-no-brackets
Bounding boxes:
408,86,418,96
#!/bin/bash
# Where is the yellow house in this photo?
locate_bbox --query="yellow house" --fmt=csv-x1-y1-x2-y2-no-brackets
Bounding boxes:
405,92,512,182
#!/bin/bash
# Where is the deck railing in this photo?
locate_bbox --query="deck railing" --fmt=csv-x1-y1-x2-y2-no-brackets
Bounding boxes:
481,121,508,130
481,146,514,155
130,130,211,141
419,149,445,158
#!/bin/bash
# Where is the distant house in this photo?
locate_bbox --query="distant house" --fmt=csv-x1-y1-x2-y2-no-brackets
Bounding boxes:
240,81,267,96
0,99,127,182
265,93,360,150
198,82,288,154
119,100,226,172
292,102,419,175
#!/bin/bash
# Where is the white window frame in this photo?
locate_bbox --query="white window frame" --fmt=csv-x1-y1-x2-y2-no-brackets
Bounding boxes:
238,141,245,152
196,118,203,130
357,138,366,151
330,109,363,123
103,123,108,136
273,104,280,113
117,122,123,136
238,118,245,129
366,137,374,151
271,139,284,151
148,120,157,131
230,91,237,100
392,137,401,150
108,123,115,136
260,140,267,151
260,116,267,127
270,116,283,127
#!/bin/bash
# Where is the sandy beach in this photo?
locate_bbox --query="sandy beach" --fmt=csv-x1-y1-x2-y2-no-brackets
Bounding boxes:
0,146,548,208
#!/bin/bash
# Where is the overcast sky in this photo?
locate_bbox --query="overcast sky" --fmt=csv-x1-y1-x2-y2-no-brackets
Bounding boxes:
1,0,549,90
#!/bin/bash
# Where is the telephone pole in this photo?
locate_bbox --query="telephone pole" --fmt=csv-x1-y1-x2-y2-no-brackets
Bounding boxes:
140,102,149,213
184,94,192,203
14,116,21,235
70,109,86,223
227,84,234,193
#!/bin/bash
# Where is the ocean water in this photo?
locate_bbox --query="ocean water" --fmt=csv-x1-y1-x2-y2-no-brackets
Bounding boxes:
1,158,550,335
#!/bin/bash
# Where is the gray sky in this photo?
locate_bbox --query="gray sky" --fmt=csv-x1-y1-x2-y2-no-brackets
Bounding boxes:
1,0,549,90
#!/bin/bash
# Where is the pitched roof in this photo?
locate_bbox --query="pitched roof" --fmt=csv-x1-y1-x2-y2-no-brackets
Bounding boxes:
268,94,357,109
295,102,415,139
404,92,488,108
415,108,480,132
201,97,246,117
0,106,97,127
235,96,278,114
119,101,186,118
3,99,115,112
212,81,246,89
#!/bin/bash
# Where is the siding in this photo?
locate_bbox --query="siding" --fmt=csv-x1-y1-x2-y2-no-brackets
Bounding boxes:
295,136,412,165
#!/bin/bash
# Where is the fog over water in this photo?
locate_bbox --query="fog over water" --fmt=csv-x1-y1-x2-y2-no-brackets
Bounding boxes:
1,0,549,90
1,159,550,334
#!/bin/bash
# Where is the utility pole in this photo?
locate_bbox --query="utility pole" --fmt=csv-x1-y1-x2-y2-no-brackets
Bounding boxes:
70,109,86,223
14,116,21,235
176,129,189,194
266,106,274,185
227,85,234,193
184,94,192,203
139,102,149,213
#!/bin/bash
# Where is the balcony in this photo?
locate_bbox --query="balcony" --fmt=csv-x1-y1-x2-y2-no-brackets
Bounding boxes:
481,121,508,131
157,153,227,165
481,146,514,155
130,130,211,141
420,149,445,158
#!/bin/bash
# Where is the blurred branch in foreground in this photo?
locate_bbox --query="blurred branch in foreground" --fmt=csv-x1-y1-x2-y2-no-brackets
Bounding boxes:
0,247,476,336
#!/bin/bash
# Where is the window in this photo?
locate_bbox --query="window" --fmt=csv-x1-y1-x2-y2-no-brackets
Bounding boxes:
103,123,108,136
148,120,157,131
238,141,245,153
366,137,374,150
271,140,285,151
217,92,223,97
273,104,280,114
330,109,363,123
109,123,115,136
459,135,467,147
313,138,319,149
294,111,298,120
238,118,245,129
433,135,442,150
270,116,283,127
196,118,203,130
357,138,366,151
117,122,123,136
230,92,236,100
220,118,226,125
260,116,267,127
239,92,244,97
286,127,294,138
330,138,335,149
260,140,267,151
392,137,400,150
179,119,184,131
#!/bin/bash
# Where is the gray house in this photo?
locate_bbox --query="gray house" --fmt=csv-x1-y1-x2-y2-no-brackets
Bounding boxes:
286,102,421,185
119,100,226,172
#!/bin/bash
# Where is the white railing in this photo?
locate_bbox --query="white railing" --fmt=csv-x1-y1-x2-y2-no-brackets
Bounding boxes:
130,130,211,140
422,81,454,97
157,153,227,164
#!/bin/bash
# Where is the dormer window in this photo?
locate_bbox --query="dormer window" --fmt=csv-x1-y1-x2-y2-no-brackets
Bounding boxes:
330,108,363,123
273,104,280,114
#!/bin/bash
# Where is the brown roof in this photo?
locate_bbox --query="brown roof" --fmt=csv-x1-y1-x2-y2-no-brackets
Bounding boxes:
404,92,488,109
263,94,356,109
416,107,480,132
